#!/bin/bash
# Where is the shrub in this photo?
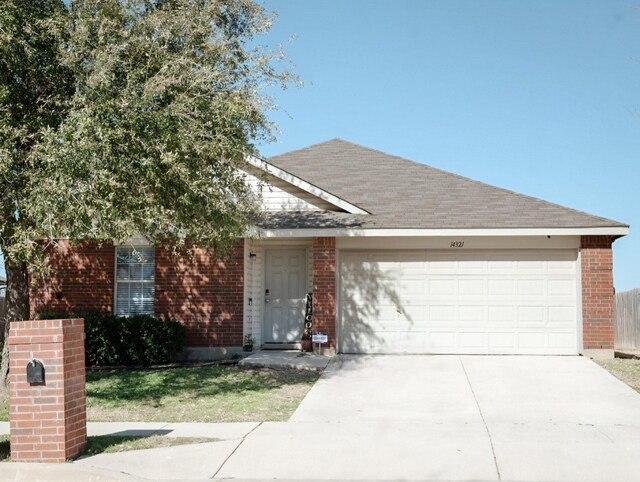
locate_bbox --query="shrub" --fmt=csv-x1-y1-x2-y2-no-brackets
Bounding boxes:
37,312,185,366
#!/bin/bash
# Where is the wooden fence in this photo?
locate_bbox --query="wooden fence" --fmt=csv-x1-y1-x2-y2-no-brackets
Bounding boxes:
615,288,640,350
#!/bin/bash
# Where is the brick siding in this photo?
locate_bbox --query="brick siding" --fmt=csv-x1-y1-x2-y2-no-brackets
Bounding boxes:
154,240,244,347
30,240,245,348
30,241,115,317
581,235,615,350
9,318,87,462
312,237,337,351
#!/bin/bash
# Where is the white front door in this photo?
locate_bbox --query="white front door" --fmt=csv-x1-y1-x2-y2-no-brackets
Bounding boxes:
264,249,307,343
339,250,579,355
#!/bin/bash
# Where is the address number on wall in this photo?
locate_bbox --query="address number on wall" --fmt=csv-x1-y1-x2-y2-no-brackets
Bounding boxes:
450,241,465,248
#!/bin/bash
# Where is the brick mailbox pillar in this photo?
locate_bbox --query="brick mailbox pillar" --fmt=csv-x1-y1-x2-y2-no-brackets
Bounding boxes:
8,318,87,462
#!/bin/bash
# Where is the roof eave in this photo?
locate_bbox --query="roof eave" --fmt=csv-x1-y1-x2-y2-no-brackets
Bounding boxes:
249,226,630,238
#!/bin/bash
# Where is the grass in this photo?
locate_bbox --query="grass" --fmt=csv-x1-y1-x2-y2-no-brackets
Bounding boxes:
0,434,215,462
82,434,215,455
596,358,640,393
0,365,320,422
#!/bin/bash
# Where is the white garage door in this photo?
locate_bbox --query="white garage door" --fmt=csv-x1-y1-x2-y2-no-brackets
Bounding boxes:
339,250,579,355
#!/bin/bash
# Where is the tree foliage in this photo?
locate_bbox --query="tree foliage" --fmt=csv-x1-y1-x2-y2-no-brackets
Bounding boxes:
3,0,295,266
0,0,297,384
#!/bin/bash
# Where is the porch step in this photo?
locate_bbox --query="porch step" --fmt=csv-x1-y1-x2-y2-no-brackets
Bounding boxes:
261,343,301,350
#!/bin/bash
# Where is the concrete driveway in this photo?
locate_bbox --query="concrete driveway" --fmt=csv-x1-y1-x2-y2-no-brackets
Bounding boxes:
218,355,640,481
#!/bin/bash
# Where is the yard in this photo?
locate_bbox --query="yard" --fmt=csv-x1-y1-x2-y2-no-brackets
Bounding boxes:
596,358,640,393
0,434,215,461
0,364,320,423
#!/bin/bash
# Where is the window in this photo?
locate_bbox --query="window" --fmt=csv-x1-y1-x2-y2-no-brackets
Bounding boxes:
115,246,155,316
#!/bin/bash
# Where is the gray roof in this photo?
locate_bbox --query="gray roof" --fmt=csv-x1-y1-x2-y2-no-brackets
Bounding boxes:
263,139,626,230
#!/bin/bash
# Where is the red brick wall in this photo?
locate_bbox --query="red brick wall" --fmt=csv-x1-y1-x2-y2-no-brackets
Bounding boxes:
581,235,615,350
30,240,245,348
30,241,115,317
9,318,87,462
312,237,337,351
154,240,244,347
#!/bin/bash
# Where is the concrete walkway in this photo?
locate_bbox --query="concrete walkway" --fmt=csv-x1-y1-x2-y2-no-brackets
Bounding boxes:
2,355,640,481
0,421,259,481
219,355,640,481
238,350,332,370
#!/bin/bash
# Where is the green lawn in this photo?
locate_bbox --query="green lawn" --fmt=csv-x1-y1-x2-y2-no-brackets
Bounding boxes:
596,358,640,393
0,365,320,422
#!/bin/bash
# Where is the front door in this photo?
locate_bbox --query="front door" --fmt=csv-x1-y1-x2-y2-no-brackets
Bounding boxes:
264,249,307,343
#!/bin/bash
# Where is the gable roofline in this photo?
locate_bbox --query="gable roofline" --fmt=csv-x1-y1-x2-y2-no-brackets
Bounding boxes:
245,155,370,215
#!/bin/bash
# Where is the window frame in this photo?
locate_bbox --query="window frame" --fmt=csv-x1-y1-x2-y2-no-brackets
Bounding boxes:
113,245,156,317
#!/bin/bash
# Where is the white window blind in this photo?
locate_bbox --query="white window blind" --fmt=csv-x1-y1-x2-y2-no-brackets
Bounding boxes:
115,247,155,316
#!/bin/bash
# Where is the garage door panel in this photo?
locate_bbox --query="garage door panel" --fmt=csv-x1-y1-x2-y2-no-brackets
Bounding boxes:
400,279,427,296
429,305,457,322
458,259,487,272
548,306,576,325
459,332,486,348
517,306,545,324
428,278,458,295
488,306,514,323
548,332,576,349
488,332,515,349
548,279,575,296
429,332,457,349
517,279,545,296
487,279,515,296
402,305,426,322
459,305,484,322
459,279,484,295
339,250,578,355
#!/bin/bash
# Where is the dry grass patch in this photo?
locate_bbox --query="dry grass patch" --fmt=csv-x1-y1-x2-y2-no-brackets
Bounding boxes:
0,365,320,422
86,365,319,422
596,358,640,392
0,434,215,461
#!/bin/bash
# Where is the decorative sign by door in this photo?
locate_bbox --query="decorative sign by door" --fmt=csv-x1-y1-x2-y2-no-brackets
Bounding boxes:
312,333,328,344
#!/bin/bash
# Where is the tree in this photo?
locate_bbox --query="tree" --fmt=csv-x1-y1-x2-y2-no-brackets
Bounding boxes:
0,0,296,385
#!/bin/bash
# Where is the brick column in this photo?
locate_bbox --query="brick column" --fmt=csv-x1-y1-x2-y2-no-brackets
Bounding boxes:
580,236,615,358
9,318,87,462
313,237,337,354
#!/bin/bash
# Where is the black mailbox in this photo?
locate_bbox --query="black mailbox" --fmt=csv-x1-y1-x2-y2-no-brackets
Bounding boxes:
26,359,45,384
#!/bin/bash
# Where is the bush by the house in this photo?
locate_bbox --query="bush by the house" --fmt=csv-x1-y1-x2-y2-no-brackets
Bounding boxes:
37,313,185,366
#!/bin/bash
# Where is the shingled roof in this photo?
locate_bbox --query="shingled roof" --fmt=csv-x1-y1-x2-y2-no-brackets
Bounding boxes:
263,138,626,231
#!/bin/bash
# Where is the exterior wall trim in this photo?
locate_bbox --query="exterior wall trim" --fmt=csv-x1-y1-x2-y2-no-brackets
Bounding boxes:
254,227,629,238
245,155,369,215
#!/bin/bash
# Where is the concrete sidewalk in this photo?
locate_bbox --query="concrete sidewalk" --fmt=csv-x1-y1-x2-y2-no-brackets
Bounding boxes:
0,421,260,481
3,355,640,481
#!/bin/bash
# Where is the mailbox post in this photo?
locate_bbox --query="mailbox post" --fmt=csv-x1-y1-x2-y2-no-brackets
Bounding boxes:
8,318,87,463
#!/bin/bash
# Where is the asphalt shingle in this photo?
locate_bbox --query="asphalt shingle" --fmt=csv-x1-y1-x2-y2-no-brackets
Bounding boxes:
264,139,625,230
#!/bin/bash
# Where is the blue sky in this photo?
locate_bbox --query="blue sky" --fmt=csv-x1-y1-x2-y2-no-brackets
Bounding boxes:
257,0,640,291
1,1,638,291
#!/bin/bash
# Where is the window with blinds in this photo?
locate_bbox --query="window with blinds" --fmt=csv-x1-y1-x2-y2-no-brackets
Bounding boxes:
115,247,155,316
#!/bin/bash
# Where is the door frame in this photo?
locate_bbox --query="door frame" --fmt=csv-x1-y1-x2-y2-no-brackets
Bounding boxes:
262,246,310,345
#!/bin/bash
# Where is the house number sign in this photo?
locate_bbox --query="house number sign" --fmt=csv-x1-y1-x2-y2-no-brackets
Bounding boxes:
450,241,465,248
